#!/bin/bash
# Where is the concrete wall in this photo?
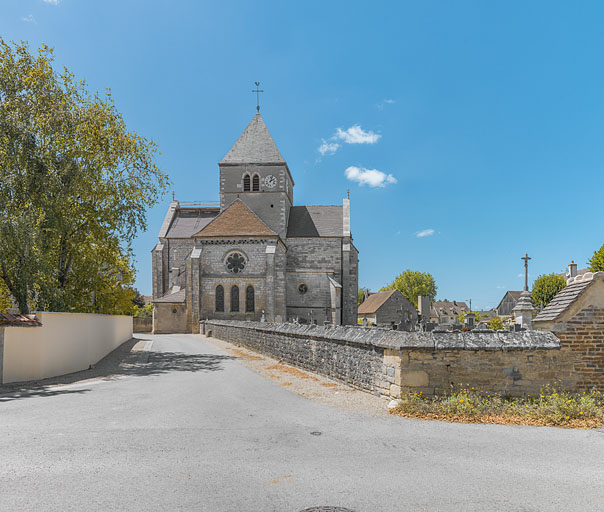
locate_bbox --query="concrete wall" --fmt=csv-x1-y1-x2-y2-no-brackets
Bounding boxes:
153,302,188,334
1,312,133,384
201,320,589,397
133,317,152,333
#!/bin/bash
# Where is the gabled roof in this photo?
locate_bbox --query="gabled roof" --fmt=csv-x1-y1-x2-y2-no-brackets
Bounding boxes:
220,114,285,164
287,205,343,238
152,289,186,304
495,290,523,310
358,290,398,315
165,208,220,239
194,199,277,238
533,277,596,323
431,300,469,317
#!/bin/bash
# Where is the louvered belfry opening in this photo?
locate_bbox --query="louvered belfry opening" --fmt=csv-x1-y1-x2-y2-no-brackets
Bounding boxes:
215,285,224,312
231,285,240,312
243,174,251,191
246,285,255,313
252,173,260,191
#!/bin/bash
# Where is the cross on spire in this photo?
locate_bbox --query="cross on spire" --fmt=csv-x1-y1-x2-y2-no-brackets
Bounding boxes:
521,252,532,291
252,81,264,113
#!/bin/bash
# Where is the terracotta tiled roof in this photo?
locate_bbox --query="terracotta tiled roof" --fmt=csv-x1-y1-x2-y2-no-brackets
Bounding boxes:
358,290,398,314
220,114,285,164
0,313,41,326
194,199,277,238
431,300,469,317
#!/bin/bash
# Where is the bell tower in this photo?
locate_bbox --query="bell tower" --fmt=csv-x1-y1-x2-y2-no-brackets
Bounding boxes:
218,113,294,238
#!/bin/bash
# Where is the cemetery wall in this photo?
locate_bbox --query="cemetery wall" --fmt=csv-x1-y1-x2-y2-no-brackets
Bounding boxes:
201,320,602,397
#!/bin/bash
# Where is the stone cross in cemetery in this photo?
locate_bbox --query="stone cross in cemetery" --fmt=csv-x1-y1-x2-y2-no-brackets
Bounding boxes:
521,252,532,291
513,252,538,329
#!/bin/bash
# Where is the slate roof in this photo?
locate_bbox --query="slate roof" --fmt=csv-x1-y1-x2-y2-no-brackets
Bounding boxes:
533,279,592,322
165,208,220,239
152,289,186,303
220,114,285,164
0,313,41,326
194,199,277,238
358,290,398,315
287,206,343,238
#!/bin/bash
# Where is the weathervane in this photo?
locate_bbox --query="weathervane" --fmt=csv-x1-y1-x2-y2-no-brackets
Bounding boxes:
521,252,531,291
252,81,264,113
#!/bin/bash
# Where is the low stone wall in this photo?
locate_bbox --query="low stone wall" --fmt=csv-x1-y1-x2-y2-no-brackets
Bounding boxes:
133,317,152,333
0,312,133,384
201,320,590,397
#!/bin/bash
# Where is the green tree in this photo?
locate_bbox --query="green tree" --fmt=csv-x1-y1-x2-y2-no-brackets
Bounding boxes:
134,302,153,318
488,316,504,331
531,273,566,308
0,277,12,313
588,243,604,272
380,270,437,308
0,40,169,314
357,287,369,306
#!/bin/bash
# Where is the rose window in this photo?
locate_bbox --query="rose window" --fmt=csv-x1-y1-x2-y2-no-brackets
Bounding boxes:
226,253,246,274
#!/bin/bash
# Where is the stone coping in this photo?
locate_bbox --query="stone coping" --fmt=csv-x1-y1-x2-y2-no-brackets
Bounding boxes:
202,320,561,351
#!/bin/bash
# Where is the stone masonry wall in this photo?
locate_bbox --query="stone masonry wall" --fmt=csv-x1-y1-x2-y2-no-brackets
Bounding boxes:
553,305,604,390
200,320,597,397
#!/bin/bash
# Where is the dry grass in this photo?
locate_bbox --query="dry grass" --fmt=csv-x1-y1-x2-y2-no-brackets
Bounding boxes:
266,364,319,381
390,386,604,429
230,348,264,361
321,382,338,388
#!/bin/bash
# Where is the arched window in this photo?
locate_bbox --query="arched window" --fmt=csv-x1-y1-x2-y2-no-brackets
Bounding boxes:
252,173,260,191
245,285,255,313
243,174,251,191
215,285,224,312
231,285,239,312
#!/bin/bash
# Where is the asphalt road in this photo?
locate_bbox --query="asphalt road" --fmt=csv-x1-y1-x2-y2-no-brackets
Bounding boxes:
1,333,603,512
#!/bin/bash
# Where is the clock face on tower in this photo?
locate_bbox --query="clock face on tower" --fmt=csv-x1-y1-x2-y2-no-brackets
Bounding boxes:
264,174,277,188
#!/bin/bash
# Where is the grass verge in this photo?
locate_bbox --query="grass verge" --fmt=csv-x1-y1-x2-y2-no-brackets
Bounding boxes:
389,386,604,429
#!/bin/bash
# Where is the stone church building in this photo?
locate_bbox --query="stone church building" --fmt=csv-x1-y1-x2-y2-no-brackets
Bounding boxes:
151,113,359,333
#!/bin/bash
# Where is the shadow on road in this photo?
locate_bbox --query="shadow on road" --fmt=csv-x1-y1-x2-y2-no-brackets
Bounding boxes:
0,337,234,403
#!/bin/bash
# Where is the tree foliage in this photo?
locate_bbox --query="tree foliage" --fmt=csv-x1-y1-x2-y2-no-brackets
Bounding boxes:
588,243,604,272
0,277,12,313
488,316,504,331
531,273,566,309
357,287,369,306
380,270,437,308
0,40,169,314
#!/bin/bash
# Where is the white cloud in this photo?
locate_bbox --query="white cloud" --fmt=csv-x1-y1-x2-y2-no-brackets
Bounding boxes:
21,14,36,23
335,125,381,144
318,139,340,156
345,166,397,188
415,229,435,238
496,285,506,289
43,0,61,4
377,99,396,110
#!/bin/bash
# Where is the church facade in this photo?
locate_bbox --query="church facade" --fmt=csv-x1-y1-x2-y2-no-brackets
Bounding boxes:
151,113,359,333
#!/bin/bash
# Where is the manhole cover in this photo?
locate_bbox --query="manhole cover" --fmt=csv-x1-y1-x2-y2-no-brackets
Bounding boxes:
299,508,356,512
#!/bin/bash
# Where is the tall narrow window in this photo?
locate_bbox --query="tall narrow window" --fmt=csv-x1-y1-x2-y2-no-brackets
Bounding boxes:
231,285,239,312
243,174,251,191
215,285,224,312
252,174,260,191
245,285,255,313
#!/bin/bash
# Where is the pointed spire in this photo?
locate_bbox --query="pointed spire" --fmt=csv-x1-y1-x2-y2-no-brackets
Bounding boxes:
220,114,285,164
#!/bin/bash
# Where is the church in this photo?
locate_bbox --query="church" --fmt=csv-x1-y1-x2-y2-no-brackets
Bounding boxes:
151,111,359,333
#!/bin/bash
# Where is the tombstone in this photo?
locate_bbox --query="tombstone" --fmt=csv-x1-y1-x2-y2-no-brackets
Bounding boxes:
362,316,368,327
260,310,266,322
464,312,476,329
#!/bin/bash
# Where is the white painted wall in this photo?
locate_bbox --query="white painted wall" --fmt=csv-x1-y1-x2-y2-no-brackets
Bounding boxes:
1,312,133,384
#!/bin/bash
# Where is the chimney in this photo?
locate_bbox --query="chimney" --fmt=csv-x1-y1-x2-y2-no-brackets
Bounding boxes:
568,260,578,278
418,295,430,319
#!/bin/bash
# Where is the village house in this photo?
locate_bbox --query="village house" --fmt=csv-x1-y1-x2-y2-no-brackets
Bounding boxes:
430,300,469,324
357,290,417,328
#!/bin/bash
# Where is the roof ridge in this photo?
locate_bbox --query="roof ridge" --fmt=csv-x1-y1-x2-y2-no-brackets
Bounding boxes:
194,199,277,238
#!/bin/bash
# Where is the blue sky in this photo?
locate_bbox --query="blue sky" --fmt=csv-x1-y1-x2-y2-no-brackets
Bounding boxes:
2,1,604,309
